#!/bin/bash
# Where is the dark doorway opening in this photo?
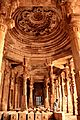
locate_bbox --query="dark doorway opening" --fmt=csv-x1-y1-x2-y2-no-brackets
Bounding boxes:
33,82,44,107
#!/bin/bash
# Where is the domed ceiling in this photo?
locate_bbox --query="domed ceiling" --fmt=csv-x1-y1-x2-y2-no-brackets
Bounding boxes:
4,1,72,81
5,4,72,61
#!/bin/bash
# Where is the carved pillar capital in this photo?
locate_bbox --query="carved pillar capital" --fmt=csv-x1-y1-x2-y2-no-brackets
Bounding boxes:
0,23,7,32
30,84,34,90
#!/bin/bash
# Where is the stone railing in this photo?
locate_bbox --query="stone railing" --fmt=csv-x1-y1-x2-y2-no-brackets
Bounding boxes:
0,109,65,120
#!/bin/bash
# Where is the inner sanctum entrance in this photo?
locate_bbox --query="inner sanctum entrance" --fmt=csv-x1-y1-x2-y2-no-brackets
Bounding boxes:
33,82,44,107
36,96,42,106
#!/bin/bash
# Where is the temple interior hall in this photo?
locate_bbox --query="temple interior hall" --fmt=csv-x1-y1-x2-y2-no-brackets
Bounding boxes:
0,0,80,120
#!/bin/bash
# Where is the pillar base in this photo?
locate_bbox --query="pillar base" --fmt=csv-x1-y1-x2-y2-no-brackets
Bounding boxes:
45,98,49,108
77,115,80,120
21,95,27,111
29,98,33,108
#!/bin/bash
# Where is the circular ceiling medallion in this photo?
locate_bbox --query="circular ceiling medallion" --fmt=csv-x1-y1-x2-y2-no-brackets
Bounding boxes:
12,6,62,37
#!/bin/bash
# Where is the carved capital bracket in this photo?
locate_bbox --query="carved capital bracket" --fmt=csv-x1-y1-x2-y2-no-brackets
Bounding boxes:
0,23,7,32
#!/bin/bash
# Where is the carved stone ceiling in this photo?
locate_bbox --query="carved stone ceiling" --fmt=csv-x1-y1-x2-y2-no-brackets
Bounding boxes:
3,0,73,80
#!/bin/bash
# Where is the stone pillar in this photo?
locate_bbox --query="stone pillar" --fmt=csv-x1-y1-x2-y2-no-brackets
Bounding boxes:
70,59,77,114
21,74,27,110
1,59,11,111
29,80,33,108
50,77,55,109
64,65,69,113
15,79,18,110
8,69,14,110
56,79,59,100
60,74,63,111
64,65,73,113
50,65,55,109
0,24,7,110
7,67,13,111
66,77,69,113
69,14,80,119
53,77,58,102
68,59,75,115
61,71,66,112
21,57,27,110
13,73,18,110
58,76,62,111
0,59,5,110
44,78,49,108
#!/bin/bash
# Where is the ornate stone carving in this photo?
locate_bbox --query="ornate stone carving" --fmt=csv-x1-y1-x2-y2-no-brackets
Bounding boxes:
0,24,7,32
12,6,61,37
0,0,17,29
5,5,71,60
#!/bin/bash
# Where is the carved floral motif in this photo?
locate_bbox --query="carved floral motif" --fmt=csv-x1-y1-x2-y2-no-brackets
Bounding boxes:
13,6,61,36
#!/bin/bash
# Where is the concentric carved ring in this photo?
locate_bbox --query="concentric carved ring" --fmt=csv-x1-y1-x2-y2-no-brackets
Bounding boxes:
12,6,61,37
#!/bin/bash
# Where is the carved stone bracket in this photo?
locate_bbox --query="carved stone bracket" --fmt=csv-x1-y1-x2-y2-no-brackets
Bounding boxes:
0,24,7,32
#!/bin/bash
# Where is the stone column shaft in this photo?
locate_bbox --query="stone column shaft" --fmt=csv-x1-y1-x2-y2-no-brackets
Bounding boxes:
50,65,55,109
0,24,7,110
56,79,59,99
21,74,27,110
44,78,49,108
61,72,66,112
21,57,27,110
66,79,69,113
64,65,69,113
68,59,75,115
59,76,62,110
15,83,18,109
29,83,33,108
1,60,11,111
60,75,63,111
70,14,80,119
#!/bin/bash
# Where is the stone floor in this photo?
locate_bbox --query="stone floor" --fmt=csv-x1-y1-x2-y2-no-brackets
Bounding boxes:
65,113,77,120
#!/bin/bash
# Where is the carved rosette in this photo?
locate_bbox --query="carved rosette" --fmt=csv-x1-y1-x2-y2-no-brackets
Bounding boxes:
12,6,61,37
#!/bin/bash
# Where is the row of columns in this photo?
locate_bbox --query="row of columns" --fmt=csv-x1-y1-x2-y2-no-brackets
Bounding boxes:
0,15,79,119
0,55,34,111
0,50,78,114
43,59,76,114
13,75,34,111
56,59,77,114
65,1,80,119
